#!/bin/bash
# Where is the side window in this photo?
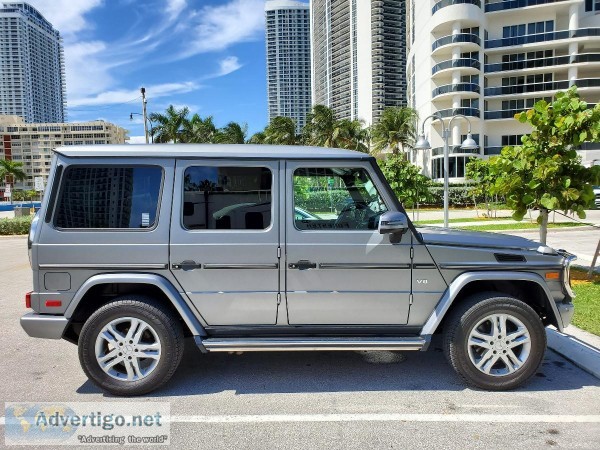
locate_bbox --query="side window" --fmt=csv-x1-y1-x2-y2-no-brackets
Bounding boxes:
183,166,272,230
293,167,388,231
55,166,162,229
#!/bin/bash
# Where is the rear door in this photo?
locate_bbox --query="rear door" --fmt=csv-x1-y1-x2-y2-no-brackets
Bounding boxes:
169,159,281,325
284,160,412,325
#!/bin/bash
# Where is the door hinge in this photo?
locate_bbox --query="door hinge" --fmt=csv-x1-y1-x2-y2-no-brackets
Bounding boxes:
277,293,281,305
277,247,281,259
410,247,414,259
409,293,414,305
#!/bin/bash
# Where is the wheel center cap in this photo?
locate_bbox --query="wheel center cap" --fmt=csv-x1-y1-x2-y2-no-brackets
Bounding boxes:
123,345,134,354
494,342,505,351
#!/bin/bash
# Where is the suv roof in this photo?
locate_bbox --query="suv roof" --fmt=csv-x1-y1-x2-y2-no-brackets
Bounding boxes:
54,144,372,160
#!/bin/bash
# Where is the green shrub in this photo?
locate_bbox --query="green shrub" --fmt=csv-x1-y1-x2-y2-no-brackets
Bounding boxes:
0,216,33,235
295,189,349,212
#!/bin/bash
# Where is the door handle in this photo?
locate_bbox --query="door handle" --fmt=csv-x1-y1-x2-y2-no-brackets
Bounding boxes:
289,260,317,270
172,260,201,271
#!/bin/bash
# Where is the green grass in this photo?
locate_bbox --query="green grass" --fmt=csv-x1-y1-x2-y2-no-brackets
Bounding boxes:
414,217,512,225
571,269,600,336
456,222,584,231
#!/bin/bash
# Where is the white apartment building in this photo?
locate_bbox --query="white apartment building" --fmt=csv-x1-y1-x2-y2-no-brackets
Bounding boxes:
265,0,312,133
0,2,66,123
407,0,600,181
0,115,128,193
310,0,407,126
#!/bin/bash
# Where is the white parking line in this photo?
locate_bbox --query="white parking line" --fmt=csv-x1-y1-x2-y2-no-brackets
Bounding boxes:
2,414,599,426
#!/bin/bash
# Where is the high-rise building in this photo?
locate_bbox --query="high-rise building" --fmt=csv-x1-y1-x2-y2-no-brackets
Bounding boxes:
407,0,600,181
310,0,407,125
0,115,128,193
0,2,66,123
265,0,312,133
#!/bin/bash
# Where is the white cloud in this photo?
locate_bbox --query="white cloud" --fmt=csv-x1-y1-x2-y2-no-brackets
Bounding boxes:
166,0,187,20
70,81,201,107
179,0,265,57
216,56,243,77
26,0,103,35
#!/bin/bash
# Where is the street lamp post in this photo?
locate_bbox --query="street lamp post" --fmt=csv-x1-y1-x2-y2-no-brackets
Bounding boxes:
129,112,155,143
415,113,478,228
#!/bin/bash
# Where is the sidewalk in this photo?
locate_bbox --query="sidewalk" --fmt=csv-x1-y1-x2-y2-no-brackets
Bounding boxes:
548,325,600,380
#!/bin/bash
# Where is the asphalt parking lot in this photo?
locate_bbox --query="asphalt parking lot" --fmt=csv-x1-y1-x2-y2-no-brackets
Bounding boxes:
1,235,600,449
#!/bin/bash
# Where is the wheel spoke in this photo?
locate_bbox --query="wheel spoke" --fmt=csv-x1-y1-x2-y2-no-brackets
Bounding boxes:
132,323,149,344
103,356,123,371
469,336,491,349
124,359,135,381
506,348,524,369
500,355,516,374
100,330,119,347
107,324,125,342
475,349,494,369
481,354,500,374
125,318,141,342
97,348,119,364
130,357,144,379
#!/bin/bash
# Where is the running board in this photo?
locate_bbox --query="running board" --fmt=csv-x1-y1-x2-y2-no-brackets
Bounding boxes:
200,337,427,352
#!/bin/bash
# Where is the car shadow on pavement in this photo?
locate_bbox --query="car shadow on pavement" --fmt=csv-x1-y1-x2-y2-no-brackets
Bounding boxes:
76,336,600,397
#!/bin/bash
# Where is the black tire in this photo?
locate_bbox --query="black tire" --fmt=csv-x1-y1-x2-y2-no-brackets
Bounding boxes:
78,295,184,396
443,293,546,391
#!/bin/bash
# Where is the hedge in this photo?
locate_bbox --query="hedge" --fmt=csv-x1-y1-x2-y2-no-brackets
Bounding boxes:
0,216,33,235
295,189,349,212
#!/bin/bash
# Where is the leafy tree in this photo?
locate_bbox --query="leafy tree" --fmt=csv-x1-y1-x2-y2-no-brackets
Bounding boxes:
487,86,599,244
0,160,26,204
149,105,189,143
465,157,498,217
332,119,370,152
182,114,218,143
377,155,433,208
303,105,336,147
371,106,418,156
247,131,266,144
216,121,248,144
263,117,299,145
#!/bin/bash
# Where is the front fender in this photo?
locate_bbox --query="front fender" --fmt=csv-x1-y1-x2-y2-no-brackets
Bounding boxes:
420,271,564,338
64,273,207,336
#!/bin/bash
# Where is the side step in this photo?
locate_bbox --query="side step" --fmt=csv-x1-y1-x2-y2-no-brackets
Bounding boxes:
200,337,427,352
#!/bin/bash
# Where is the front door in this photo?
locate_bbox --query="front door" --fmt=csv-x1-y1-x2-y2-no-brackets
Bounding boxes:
285,161,412,325
169,160,280,326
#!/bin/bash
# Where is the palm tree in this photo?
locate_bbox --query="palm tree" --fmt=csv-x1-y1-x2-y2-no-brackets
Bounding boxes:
149,105,189,143
182,114,218,143
216,121,248,144
247,131,266,144
371,106,419,156
0,160,26,204
303,105,336,147
332,119,370,153
263,117,299,145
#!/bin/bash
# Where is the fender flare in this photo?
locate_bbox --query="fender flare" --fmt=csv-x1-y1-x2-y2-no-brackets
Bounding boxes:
420,271,563,337
64,273,207,337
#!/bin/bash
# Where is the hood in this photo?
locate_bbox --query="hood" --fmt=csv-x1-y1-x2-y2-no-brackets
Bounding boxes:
417,226,541,251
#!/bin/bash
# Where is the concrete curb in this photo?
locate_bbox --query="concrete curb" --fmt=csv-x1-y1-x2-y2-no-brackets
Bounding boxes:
547,326,600,379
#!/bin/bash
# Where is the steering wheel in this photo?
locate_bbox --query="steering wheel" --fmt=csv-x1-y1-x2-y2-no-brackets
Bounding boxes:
334,202,373,229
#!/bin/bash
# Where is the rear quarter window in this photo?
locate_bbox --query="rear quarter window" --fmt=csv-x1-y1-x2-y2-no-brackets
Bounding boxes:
54,166,163,229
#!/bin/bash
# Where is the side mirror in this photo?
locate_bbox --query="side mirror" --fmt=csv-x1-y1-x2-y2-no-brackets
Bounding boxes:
379,211,409,234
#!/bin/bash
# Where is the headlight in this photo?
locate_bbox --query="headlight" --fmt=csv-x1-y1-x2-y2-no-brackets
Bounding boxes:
558,250,577,298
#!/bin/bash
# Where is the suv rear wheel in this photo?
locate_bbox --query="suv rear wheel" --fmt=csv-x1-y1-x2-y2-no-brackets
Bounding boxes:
78,296,184,396
443,293,546,390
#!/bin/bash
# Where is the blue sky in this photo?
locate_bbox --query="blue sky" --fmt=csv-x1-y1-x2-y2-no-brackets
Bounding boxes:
27,0,271,141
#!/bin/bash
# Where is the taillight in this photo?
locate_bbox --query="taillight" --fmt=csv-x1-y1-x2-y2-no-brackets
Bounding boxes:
25,291,32,309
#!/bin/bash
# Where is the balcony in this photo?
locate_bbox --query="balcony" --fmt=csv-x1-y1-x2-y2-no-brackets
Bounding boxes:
485,109,523,119
437,107,481,118
485,0,571,13
433,0,481,15
486,28,600,49
432,33,481,53
485,53,600,73
432,58,480,75
485,79,600,97
432,82,481,98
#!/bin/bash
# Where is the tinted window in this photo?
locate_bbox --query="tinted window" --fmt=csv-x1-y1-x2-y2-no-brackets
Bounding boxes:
183,166,272,230
293,167,387,231
55,166,162,229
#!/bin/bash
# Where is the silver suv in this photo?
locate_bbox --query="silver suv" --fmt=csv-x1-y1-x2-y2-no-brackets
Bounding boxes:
22,145,576,395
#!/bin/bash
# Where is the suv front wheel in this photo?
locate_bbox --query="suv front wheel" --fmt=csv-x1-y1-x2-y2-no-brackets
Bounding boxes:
78,296,184,396
443,293,546,390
